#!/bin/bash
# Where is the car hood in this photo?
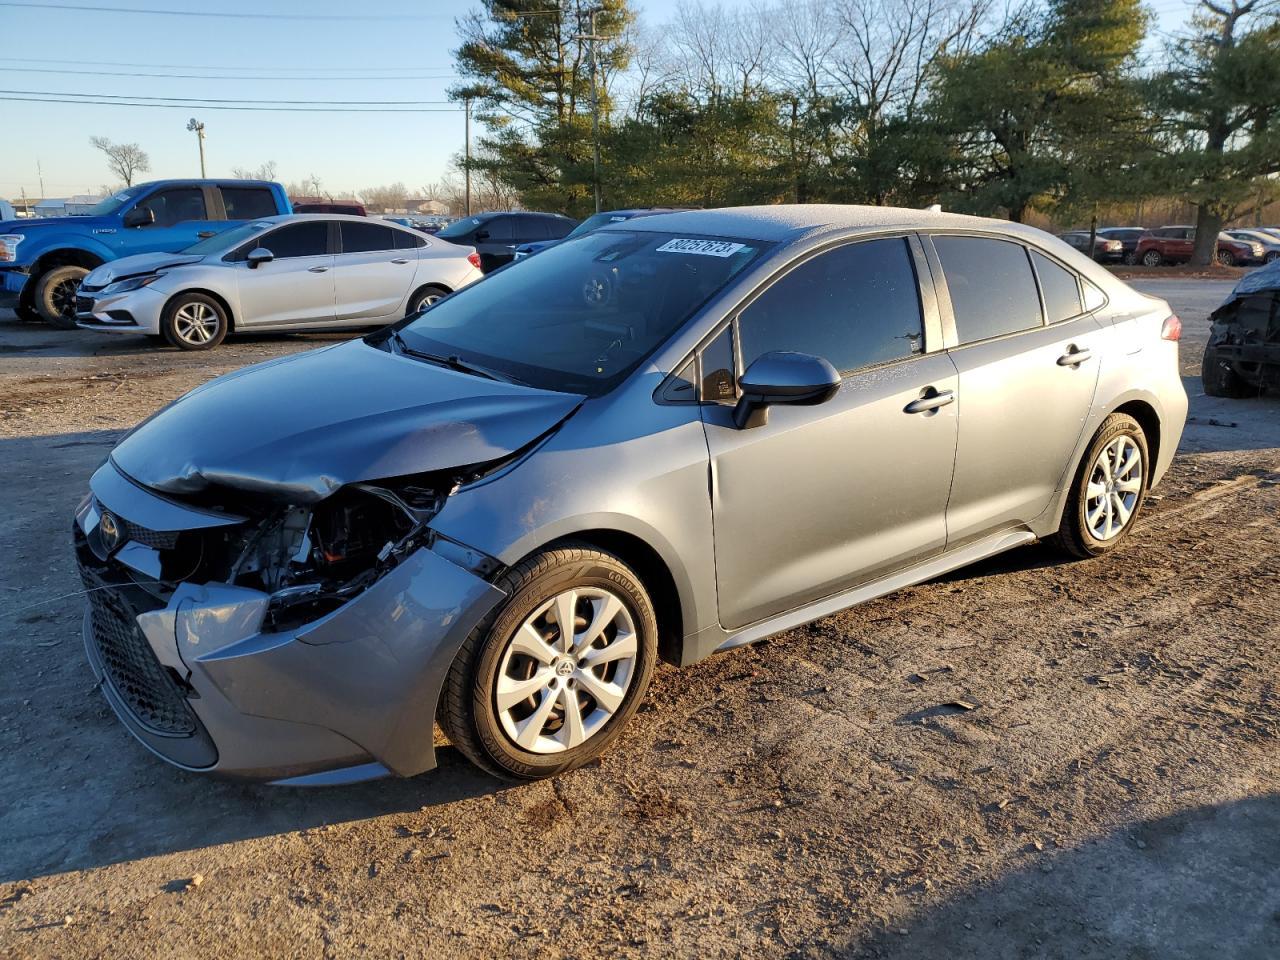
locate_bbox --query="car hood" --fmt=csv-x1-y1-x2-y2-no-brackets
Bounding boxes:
85,252,205,286
1222,259,1280,302
111,339,585,504
0,215,117,232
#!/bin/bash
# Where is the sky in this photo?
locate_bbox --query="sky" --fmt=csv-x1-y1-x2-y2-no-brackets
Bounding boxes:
0,0,1193,202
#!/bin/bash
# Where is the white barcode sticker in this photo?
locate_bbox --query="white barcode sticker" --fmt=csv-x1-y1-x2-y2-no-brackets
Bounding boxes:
655,238,745,257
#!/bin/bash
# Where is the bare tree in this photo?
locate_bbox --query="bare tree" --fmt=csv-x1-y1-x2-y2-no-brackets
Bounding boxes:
360,182,412,213
89,136,150,187
230,160,278,181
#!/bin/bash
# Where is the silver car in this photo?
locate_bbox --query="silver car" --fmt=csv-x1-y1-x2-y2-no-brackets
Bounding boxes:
72,205,1187,785
74,214,483,349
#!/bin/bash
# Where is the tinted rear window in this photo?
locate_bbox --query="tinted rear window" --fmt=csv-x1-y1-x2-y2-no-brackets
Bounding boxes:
221,187,277,220
341,221,397,253
935,236,1042,343
1031,251,1082,323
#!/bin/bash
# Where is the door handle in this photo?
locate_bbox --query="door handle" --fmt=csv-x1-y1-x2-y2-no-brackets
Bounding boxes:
1057,345,1092,366
196,231,216,239
391,257,410,264
903,387,955,414
308,265,329,273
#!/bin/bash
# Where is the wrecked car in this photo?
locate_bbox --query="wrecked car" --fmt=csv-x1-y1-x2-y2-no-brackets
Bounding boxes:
1202,259,1280,397
73,206,1187,784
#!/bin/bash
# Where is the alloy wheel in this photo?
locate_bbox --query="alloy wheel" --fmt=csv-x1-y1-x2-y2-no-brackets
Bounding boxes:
494,587,638,754
1085,435,1143,541
172,301,219,345
52,278,79,319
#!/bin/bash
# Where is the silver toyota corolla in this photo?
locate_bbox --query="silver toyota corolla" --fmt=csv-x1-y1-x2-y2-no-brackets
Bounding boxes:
72,205,1187,785
74,214,483,350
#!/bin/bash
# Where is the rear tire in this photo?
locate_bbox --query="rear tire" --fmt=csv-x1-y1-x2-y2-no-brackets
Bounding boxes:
1050,413,1149,560
161,293,228,350
406,284,449,315
1216,250,1235,267
35,265,89,329
1140,250,1163,267
439,543,658,781
1201,349,1253,398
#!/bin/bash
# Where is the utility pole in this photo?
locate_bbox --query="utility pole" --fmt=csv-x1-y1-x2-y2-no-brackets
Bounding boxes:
573,6,606,213
464,96,472,216
186,118,207,177
36,160,44,198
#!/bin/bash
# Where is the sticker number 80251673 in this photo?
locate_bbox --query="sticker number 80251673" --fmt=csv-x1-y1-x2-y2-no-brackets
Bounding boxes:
654,238,746,257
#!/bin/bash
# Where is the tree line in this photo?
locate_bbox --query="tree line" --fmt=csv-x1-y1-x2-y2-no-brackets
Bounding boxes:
452,0,1280,265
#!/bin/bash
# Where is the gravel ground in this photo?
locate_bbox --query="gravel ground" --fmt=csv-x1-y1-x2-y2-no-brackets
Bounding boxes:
1,281,1278,959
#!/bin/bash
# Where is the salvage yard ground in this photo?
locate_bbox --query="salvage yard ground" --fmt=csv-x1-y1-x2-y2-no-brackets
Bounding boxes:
1,280,1278,959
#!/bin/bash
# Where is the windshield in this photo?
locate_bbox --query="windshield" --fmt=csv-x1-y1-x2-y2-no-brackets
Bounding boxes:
437,216,485,239
565,212,629,240
87,191,134,217
182,220,273,255
396,230,766,396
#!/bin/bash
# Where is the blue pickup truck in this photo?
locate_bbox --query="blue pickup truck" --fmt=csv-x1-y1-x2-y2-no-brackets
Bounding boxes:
0,179,291,328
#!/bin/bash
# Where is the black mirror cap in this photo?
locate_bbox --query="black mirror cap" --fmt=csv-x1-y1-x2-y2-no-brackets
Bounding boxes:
246,247,274,268
123,206,155,228
733,351,840,429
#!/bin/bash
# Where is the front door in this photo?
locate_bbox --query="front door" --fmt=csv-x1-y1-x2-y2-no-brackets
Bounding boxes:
116,186,223,255
929,235,1103,544
702,236,959,630
233,220,335,327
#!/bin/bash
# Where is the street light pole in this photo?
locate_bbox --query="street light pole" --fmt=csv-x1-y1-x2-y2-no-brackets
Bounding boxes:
573,6,605,213
186,118,206,177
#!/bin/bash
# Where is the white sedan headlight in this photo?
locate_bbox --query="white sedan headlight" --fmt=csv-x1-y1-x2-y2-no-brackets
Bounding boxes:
102,273,163,295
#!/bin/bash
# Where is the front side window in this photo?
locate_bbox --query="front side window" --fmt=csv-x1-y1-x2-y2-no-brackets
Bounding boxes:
1031,250,1082,323
436,216,483,239
738,237,924,374
340,221,396,253
699,325,736,403
396,230,766,396
934,236,1042,344
482,217,513,241
260,221,329,259
545,217,575,240
137,188,207,228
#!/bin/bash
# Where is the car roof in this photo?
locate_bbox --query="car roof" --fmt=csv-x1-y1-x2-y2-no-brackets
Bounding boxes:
601,203,1045,243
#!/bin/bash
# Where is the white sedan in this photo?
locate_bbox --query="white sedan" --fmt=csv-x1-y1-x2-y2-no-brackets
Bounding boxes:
75,214,483,350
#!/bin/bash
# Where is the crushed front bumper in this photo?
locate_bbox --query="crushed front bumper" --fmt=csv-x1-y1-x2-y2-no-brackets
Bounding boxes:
75,464,506,784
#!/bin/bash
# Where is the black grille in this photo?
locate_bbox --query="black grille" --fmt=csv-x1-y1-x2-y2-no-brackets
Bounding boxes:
76,295,95,315
121,519,179,551
87,588,195,736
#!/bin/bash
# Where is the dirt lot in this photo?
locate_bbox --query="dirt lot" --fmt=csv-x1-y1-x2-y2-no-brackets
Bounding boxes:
1,282,1278,959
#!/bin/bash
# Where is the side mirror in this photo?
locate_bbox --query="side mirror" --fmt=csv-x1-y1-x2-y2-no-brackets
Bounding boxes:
122,206,155,228
732,351,840,429
474,229,490,241
246,247,274,268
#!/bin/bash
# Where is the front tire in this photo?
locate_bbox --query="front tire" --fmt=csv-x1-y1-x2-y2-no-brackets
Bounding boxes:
161,293,228,350
440,543,658,780
1140,250,1163,267
1050,413,1149,559
35,265,89,329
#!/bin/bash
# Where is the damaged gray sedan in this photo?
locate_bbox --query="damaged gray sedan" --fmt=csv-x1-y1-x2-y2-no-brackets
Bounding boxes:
73,206,1186,784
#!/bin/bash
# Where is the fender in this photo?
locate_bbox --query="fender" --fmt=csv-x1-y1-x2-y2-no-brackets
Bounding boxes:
28,236,115,269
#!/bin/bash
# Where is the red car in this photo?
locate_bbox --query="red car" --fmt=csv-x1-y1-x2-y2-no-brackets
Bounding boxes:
1134,226,1261,267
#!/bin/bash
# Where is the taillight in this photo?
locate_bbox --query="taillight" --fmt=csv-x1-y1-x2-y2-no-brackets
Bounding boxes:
1161,314,1182,341
467,251,481,270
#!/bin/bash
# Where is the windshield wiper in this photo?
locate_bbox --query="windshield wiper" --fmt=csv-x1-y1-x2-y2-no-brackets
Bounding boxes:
390,331,527,385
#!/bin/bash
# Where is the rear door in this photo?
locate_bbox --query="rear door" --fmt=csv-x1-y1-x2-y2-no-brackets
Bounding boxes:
232,219,335,328
702,235,958,629
218,185,280,221
928,234,1103,544
332,220,416,322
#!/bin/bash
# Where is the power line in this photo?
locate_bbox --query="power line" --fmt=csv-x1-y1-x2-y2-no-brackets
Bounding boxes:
0,66,460,81
1,56,460,74
0,95,463,113
0,1,452,20
0,89,457,105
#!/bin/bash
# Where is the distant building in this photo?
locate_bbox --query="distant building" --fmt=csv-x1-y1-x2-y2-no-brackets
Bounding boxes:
31,194,102,217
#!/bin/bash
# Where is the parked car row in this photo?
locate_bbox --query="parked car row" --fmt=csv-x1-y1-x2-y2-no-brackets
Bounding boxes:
1059,224,1280,266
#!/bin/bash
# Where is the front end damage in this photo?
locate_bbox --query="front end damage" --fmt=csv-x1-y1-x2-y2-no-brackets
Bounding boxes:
75,459,507,784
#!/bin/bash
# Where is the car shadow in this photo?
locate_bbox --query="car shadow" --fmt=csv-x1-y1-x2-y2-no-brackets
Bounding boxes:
848,794,1280,959
1180,375,1280,454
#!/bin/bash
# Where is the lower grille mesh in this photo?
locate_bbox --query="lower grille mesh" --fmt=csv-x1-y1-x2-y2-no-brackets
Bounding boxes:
121,519,179,551
87,588,194,736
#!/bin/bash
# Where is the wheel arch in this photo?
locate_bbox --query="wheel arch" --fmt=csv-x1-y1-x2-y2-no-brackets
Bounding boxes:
1112,398,1161,472
33,247,105,275
519,528,687,667
164,287,237,331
